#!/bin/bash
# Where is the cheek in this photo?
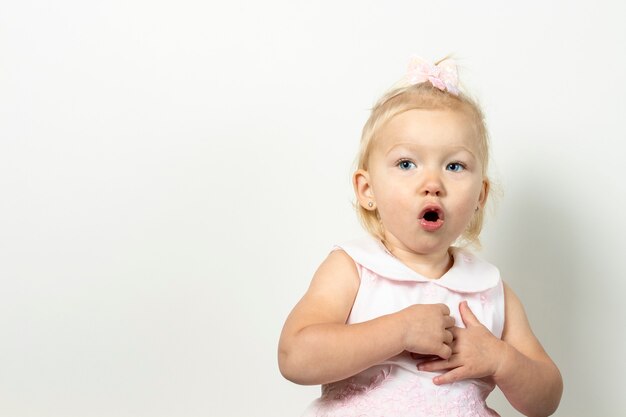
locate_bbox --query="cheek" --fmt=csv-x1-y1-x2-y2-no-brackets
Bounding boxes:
466,187,485,213
452,182,483,212
374,182,410,205
373,186,410,217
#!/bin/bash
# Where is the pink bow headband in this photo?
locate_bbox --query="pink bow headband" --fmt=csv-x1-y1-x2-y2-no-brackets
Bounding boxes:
406,57,460,96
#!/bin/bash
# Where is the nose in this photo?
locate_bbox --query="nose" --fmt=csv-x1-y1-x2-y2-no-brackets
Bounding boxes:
420,169,444,197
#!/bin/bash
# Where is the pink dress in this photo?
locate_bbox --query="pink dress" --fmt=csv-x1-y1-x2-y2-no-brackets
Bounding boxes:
302,235,504,417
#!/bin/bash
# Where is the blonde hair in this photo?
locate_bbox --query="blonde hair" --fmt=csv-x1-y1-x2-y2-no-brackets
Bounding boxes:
355,81,491,247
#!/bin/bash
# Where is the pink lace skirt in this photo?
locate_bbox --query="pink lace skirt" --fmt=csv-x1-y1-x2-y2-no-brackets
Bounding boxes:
302,365,500,417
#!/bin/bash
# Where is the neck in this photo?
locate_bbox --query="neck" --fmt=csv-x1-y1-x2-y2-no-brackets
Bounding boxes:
382,240,453,279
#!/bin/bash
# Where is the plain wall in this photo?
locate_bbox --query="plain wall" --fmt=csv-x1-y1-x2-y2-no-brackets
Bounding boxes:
1,1,625,416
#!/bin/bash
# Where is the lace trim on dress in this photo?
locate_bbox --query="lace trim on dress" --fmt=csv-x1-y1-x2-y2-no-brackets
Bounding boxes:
314,368,500,417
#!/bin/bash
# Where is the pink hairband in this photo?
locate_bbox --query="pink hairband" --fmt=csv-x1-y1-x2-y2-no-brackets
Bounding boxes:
406,56,460,96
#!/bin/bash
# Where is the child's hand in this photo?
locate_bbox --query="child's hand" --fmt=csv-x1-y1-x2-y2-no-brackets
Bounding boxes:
399,303,456,360
417,301,507,385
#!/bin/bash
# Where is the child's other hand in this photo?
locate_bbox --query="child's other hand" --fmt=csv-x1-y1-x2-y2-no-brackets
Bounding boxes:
417,301,507,385
399,303,456,360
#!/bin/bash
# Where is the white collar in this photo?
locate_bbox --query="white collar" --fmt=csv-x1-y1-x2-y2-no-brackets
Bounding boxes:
334,235,500,293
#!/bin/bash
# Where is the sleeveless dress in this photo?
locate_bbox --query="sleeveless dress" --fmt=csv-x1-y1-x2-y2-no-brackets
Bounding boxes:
302,235,505,417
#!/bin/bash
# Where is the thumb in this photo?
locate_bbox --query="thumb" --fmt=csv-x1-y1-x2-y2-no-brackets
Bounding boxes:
459,301,481,327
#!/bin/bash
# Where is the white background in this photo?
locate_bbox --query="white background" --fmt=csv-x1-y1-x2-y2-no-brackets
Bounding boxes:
1,1,625,416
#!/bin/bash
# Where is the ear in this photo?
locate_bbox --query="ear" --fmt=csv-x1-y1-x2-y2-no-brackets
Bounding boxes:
353,169,375,210
477,178,490,209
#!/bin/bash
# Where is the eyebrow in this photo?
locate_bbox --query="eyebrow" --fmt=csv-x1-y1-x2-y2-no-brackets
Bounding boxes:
385,143,478,158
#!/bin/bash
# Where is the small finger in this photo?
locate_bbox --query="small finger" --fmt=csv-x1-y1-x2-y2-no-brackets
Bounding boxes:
450,326,461,338
438,303,451,315
438,343,452,360
410,352,437,361
418,358,452,372
433,366,466,385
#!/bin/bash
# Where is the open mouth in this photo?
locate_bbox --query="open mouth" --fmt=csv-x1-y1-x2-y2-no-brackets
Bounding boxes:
423,210,440,222
419,206,444,231
420,206,444,222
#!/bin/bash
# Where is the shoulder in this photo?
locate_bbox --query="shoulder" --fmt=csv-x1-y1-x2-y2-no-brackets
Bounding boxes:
502,282,522,311
332,235,386,265
501,282,550,359
312,234,384,290
502,282,529,332
282,246,361,329
502,282,535,329
312,248,360,292
308,242,363,304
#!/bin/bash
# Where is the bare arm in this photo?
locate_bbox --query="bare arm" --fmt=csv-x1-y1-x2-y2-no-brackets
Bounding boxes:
278,250,455,385
419,283,563,417
493,283,563,416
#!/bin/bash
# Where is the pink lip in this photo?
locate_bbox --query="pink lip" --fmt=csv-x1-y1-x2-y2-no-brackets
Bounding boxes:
420,218,444,231
418,205,445,232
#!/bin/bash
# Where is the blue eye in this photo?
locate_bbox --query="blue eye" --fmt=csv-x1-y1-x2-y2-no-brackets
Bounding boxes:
446,162,465,172
398,160,416,170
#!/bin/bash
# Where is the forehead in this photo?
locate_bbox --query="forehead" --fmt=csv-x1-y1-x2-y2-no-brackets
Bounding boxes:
374,108,481,152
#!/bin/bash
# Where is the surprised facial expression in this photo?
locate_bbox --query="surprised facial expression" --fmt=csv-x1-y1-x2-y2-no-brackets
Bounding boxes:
355,108,488,257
